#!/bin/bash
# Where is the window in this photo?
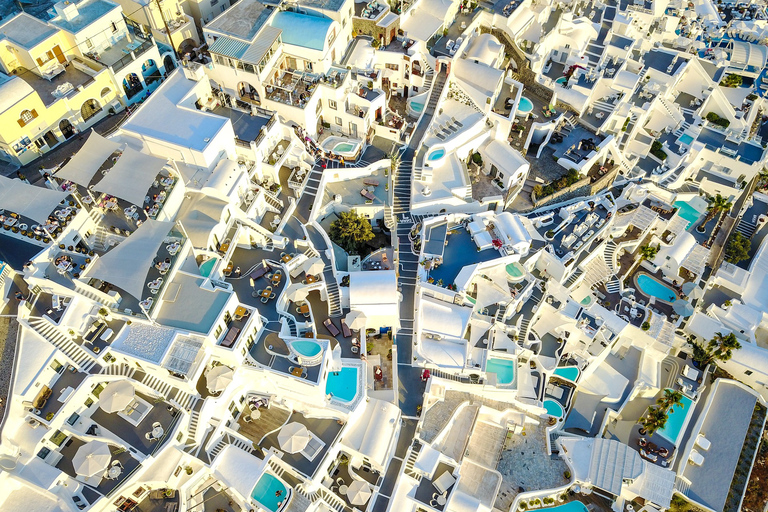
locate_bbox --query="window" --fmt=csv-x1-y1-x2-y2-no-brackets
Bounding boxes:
412,86,419,93
111,22,118,32
335,116,342,126
18,109,37,127
85,39,93,49
50,359,64,372
35,137,46,149
37,447,51,460
745,370,753,376
385,63,399,71
50,430,68,446
210,0,218,6
329,99,337,110
214,325,223,338
66,412,80,426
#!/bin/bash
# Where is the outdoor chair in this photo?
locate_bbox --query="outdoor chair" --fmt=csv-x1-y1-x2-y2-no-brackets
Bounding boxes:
269,293,276,299
261,296,269,304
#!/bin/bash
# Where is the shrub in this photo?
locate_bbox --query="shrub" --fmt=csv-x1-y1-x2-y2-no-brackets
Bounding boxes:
472,152,483,165
650,140,667,161
705,112,730,128
641,321,650,331
720,73,743,88
563,470,571,479
622,117,631,131
724,231,751,264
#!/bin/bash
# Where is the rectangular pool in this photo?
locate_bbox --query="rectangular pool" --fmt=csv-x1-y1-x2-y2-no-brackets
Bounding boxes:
251,473,288,512
325,366,359,402
673,200,703,229
656,391,694,445
486,358,515,385
678,133,694,146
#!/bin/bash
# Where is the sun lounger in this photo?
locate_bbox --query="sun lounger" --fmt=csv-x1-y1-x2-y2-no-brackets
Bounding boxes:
689,449,705,466
324,318,340,337
363,178,379,186
360,189,375,201
340,319,352,338
221,326,241,348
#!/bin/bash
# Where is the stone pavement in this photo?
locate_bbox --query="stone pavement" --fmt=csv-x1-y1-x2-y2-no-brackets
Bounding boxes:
0,112,129,181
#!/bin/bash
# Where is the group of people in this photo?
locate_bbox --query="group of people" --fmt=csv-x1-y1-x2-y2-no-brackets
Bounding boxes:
293,125,351,169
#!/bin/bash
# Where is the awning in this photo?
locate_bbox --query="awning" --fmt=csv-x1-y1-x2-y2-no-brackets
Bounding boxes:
241,26,281,64
564,391,605,432
208,36,249,59
95,147,169,206
176,192,228,249
55,131,123,186
0,176,69,224
81,219,175,299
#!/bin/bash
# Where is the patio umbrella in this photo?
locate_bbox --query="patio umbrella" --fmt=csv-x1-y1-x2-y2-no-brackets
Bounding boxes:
681,282,703,299
673,299,695,317
286,283,310,302
347,480,372,506
305,257,325,276
278,422,311,453
72,440,111,478
206,365,234,392
98,380,135,413
345,310,367,330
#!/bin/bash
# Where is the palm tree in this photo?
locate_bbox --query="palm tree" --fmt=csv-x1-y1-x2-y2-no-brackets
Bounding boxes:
657,388,685,413
639,406,669,437
707,331,741,365
639,245,658,261
703,194,733,225
758,168,768,190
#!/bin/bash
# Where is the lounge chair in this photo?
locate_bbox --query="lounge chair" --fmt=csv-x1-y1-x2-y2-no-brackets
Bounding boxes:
324,318,340,336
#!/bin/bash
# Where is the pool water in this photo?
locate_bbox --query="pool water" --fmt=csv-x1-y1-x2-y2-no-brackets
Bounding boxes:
580,294,593,305
656,391,694,445
292,340,321,357
543,502,589,512
199,257,218,277
427,148,445,161
543,399,564,418
325,366,359,402
334,142,356,153
251,473,288,512
636,274,677,303
505,262,525,278
486,358,515,384
555,77,568,85
411,101,424,113
673,200,703,229
678,133,694,145
518,96,534,114
554,366,580,381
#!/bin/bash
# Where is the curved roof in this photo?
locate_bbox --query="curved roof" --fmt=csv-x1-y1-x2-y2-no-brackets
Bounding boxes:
342,398,400,467
729,40,768,68
465,34,503,66
175,192,229,249
0,76,35,114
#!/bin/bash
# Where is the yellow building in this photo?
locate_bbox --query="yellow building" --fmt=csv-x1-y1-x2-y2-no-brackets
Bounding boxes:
110,0,200,54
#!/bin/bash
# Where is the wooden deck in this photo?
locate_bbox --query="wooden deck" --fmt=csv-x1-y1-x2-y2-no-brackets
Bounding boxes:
235,405,291,445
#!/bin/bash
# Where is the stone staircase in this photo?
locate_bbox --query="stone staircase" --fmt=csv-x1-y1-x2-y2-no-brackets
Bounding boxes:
262,189,284,212
564,267,584,288
603,241,617,273
208,433,253,460
735,216,758,238
494,304,507,323
518,317,531,344
100,363,136,378
140,373,173,399
393,157,412,215
325,278,342,317
184,410,201,452
173,389,197,410
605,277,621,294
403,441,423,480
90,225,125,252
591,99,615,113
27,317,96,371
673,120,692,137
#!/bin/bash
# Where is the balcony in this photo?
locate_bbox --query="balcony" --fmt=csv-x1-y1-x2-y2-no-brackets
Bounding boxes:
84,30,154,74
347,103,369,118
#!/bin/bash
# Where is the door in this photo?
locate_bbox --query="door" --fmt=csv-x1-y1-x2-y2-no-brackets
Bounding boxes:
375,107,382,121
390,28,395,42
43,130,58,147
53,45,65,63
59,119,75,139
349,122,358,138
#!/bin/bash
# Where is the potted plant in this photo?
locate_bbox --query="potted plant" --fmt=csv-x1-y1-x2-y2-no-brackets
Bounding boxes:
98,307,112,321
185,466,193,475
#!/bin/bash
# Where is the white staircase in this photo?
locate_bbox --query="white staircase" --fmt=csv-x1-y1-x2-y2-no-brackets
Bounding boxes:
605,278,621,294
173,389,197,410
735,216,758,238
27,318,95,371
100,364,136,377
184,410,201,451
326,279,342,317
140,373,174,399
603,241,617,273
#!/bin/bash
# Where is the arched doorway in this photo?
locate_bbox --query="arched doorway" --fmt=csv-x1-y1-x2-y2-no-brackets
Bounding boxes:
163,55,176,75
81,99,102,121
59,119,75,139
123,73,143,99
237,81,260,105
177,38,196,57
142,59,161,86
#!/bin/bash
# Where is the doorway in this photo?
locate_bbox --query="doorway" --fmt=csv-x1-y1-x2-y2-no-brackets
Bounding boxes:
59,119,75,139
43,130,58,147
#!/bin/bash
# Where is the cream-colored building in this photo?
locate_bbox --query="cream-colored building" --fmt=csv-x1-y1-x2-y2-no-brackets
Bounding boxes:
110,0,200,53
0,0,173,166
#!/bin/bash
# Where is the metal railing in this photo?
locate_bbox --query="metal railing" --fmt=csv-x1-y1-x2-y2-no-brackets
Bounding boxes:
112,38,154,74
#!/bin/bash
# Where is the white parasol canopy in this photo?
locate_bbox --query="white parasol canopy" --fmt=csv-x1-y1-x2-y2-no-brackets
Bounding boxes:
206,365,234,392
345,310,367,330
98,380,135,413
347,480,372,505
278,422,311,453
285,283,310,302
673,299,695,317
72,440,111,477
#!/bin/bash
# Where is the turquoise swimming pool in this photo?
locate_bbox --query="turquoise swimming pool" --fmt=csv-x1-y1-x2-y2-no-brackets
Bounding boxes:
544,399,564,418
326,366,359,402
505,262,525,278
199,257,218,277
427,148,445,161
555,77,568,86
636,274,677,303
411,101,425,113
554,366,580,382
678,133,694,145
292,340,321,357
334,142,356,153
542,501,589,512
486,358,515,385
251,473,288,512
518,97,534,114
673,200,704,229
656,391,694,445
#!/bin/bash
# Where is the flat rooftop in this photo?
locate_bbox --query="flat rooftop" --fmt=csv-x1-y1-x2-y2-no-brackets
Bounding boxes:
0,13,57,49
50,0,120,33
155,272,231,333
206,0,275,40
121,70,229,152
18,65,95,106
211,106,271,142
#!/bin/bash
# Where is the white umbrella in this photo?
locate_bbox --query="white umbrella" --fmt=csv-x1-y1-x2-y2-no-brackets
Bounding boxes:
347,480,372,506
98,380,135,413
278,422,311,453
344,310,367,330
72,441,111,477
206,365,234,392
305,257,325,276
286,283,310,302
673,299,695,317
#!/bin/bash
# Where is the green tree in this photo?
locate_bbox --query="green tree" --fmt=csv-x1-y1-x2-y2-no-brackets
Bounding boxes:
703,194,733,225
639,405,669,437
692,331,742,368
657,388,685,413
724,231,751,264
639,244,659,261
329,211,375,255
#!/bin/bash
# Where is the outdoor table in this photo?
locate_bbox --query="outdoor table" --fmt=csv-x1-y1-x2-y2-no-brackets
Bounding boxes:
306,275,317,284
299,304,310,315
437,495,447,506
304,332,313,338
224,262,234,276
235,306,248,318
108,466,122,479
260,289,271,299
291,367,304,377
152,425,164,438
219,241,230,252
282,254,293,263
339,485,348,495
